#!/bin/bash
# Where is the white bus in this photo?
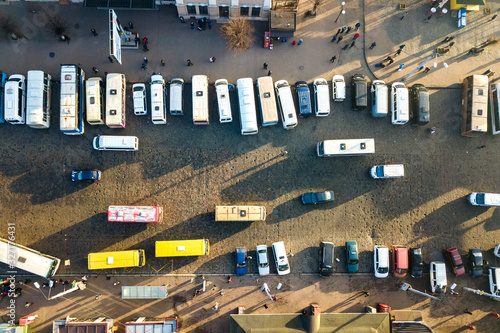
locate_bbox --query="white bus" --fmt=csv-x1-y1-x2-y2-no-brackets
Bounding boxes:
256,76,279,126
169,78,184,115
151,74,167,124
0,237,61,278
275,80,298,130
236,78,258,135
106,73,126,128
26,70,51,129
4,74,26,125
192,75,209,125
60,64,85,135
215,79,232,123
86,77,105,125
317,138,375,157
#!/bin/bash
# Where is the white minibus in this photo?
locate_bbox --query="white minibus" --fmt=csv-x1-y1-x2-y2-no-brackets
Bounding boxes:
272,241,290,275
215,79,232,123
150,74,167,124
26,70,51,129
371,80,388,117
275,80,298,130
192,75,209,125
313,78,330,117
236,78,258,135
132,83,147,116
256,76,279,126
86,77,105,124
93,135,139,151
169,78,184,115
391,82,409,125
106,73,126,128
317,138,375,157
4,74,26,124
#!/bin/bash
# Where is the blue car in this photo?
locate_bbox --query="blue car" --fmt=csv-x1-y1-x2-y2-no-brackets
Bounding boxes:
235,247,248,275
296,81,312,118
72,170,102,182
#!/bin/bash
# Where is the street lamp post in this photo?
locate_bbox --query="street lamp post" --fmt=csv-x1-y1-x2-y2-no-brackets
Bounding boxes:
335,2,346,23
434,53,448,68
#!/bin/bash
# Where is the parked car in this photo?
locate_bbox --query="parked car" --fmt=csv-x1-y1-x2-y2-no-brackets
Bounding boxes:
272,241,290,275
411,84,430,125
409,247,424,278
256,245,270,276
332,75,346,102
320,241,334,277
445,247,465,276
301,191,335,204
468,192,500,207
392,246,408,278
346,241,359,273
351,74,367,111
235,247,248,275
430,261,447,293
468,248,483,277
370,164,404,179
374,245,389,278
296,81,312,118
495,245,500,259
132,83,147,115
489,267,500,296
71,170,101,182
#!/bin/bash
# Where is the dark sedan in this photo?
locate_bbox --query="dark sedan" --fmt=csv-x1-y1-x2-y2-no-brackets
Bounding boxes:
468,248,483,277
71,170,101,182
410,247,423,278
301,191,335,205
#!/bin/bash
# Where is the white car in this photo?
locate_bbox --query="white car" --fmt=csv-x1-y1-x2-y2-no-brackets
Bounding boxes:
256,245,270,276
374,245,389,278
132,83,147,115
332,75,346,102
468,192,500,207
370,164,405,179
272,241,290,275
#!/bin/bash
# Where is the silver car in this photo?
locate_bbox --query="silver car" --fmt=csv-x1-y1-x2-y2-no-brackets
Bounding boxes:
256,245,270,276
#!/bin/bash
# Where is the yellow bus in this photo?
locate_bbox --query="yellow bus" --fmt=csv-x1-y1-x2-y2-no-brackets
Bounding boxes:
215,206,266,222
155,239,209,257
88,249,145,270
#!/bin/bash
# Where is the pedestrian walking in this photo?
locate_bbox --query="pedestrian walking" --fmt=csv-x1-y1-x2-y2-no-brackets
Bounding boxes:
330,56,337,63
388,58,394,65
208,21,213,30
212,302,219,311
429,126,436,134
187,59,193,66
227,276,232,283
331,35,337,42
464,309,473,315
135,36,140,45
91,28,98,37
128,21,134,29
337,36,343,44
209,57,214,63
362,291,370,297
492,313,499,318
449,42,455,47
263,62,268,69
292,40,296,45
342,44,349,50
113,281,120,286
380,63,386,68
190,21,194,29
63,35,70,44
336,28,341,36
401,11,408,20
355,22,361,31
25,302,33,308
108,56,113,63
346,26,352,34
369,42,376,49
341,26,346,33
353,33,360,40
425,15,432,23
443,36,454,43
395,49,402,56
491,14,497,21
424,66,431,73
92,67,99,74
282,150,288,156
399,44,405,50
95,294,102,300
417,65,424,71
483,69,492,75
288,252,294,257
350,41,355,48
267,70,272,76
398,63,404,71
375,63,382,67
298,39,303,45
143,57,148,64
385,56,392,61
143,44,149,52
161,59,165,66
143,37,148,44
468,325,476,330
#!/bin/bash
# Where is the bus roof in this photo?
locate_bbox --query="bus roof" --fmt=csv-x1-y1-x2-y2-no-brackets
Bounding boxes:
215,206,266,221
88,250,144,270
155,239,209,257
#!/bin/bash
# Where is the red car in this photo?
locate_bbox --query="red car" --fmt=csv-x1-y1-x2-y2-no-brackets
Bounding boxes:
445,247,465,276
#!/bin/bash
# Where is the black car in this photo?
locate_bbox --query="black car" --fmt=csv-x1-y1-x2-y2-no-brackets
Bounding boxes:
71,170,102,182
409,247,423,278
468,248,483,277
319,241,334,277
411,84,430,126
351,74,368,111
301,191,335,204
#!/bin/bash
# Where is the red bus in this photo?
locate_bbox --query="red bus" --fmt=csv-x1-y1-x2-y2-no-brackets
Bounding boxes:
108,206,163,223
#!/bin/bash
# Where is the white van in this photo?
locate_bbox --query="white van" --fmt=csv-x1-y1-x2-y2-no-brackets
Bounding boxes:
192,75,209,125
489,267,500,297
4,74,26,124
150,74,167,124
391,82,409,125
275,80,298,130
374,245,389,278
132,83,147,116
370,164,404,179
468,193,500,207
169,78,184,115
313,78,330,117
371,80,388,117
93,135,139,151
332,75,346,102
257,76,279,126
272,241,290,275
236,78,258,135
215,79,232,123
430,262,447,294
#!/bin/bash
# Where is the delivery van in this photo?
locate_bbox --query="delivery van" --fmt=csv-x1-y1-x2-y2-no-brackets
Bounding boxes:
371,80,388,117
468,192,500,207
169,78,184,115
93,135,138,151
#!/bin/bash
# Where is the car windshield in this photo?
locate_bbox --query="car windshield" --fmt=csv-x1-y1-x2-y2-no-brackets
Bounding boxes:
378,267,388,273
317,192,331,201
376,166,385,177
278,264,289,271
349,259,359,265
413,265,423,271
455,263,464,270
476,193,486,205
237,262,246,268
259,263,268,268
396,268,407,275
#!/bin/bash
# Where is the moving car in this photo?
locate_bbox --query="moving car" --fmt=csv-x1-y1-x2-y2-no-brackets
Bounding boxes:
409,247,423,278
468,192,500,207
370,164,405,179
346,241,359,273
301,191,335,204
430,261,447,293
392,246,408,277
71,170,101,182
468,248,483,277
235,247,247,275
256,245,270,276
374,245,389,278
445,247,465,276
320,241,334,277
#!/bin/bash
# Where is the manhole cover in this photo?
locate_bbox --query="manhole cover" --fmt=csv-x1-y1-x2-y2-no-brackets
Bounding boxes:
49,52,55,58
74,23,80,29
338,60,343,65
273,209,279,215
299,65,304,70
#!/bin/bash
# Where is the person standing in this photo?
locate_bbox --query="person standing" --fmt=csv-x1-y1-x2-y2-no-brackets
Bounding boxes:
342,44,349,51
190,21,195,29
292,40,297,45
267,70,272,76
388,58,394,65
187,59,193,66
330,56,337,63
298,39,303,45
401,11,408,20
263,63,268,69
369,42,376,49
490,14,497,21
398,63,404,71
335,28,341,36
128,21,134,29
341,26,346,33
161,59,165,66
353,33,360,40
108,56,113,63
355,22,361,31
331,35,337,42
346,26,352,34
337,36,343,44
92,67,99,74
399,44,406,50
424,66,431,73
91,28,98,37
143,57,148,64
395,49,402,56
350,41,355,48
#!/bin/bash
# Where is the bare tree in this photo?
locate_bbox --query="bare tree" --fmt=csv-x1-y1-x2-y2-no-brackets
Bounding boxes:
309,0,324,17
221,19,255,54
45,16,70,40
0,14,21,40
